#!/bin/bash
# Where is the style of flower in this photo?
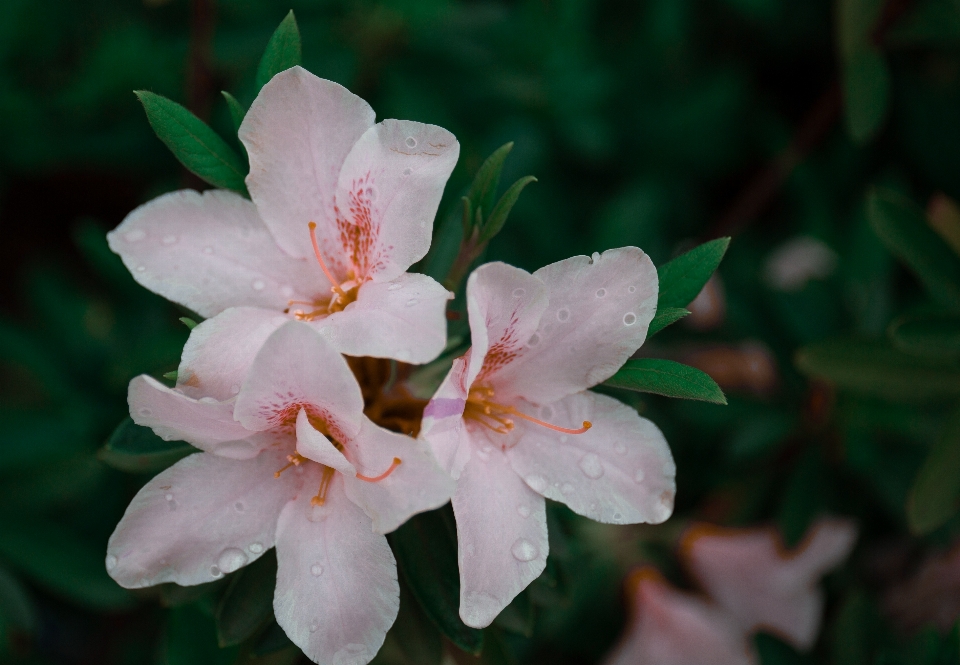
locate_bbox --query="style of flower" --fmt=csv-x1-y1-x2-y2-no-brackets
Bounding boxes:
107,321,455,665
108,66,459,366
419,251,675,628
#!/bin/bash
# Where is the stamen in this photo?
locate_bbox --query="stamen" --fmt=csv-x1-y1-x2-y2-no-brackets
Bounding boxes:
505,407,592,434
308,222,348,300
464,386,592,436
274,453,305,478
311,465,337,506
356,457,402,483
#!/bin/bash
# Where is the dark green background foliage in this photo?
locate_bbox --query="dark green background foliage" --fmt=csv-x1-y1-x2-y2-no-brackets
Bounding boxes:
4,0,960,663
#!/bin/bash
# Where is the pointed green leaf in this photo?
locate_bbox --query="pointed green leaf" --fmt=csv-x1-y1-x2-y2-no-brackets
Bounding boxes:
389,507,484,654
134,91,247,193
907,408,960,534
221,91,245,135
166,604,238,665
868,187,960,310
657,238,731,310
478,176,537,242
604,359,727,404
842,48,890,144
256,11,302,91
215,550,277,647
98,417,196,474
795,338,960,402
647,307,690,337
466,142,514,227
888,310,960,360
179,317,198,330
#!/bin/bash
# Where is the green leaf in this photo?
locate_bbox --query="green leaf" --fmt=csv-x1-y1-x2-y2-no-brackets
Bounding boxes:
829,590,882,665
907,407,960,534
868,187,960,311
646,307,690,337
179,317,199,330
0,564,37,635
165,604,238,665
466,142,514,228
657,238,731,310
373,580,443,665
604,359,727,404
389,507,484,654
478,176,537,242
842,48,890,144
215,550,277,647
250,621,294,656
135,90,247,193
256,11,302,91
221,91,245,134
888,310,960,360
98,417,196,474
796,338,960,402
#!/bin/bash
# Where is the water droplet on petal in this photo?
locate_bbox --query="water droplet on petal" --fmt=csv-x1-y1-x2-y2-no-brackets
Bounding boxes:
252,279,266,291
403,167,412,176
591,252,601,263
561,482,575,495
125,230,146,242
476,446,491,461
612,512,623,523
388,282,403,291
217,548,248,574
280,285,294,298
139,577,150,588
136,265,146,272
138,408,153,417
210,565,222,577
527,333,541,347
230,384,240,395
405,298,419,307
162,235,178,245
628,286,636,293
311,563,324,577
365,186,378,201
540,405,553,419
309,621,319,634
615,443,627,455
165,493,174,501
199,396,217,404
595,288,607,298
634,469,645,483
511,538,538,562
105,554,117,571
557,308,570,322
623,312,637,326
517,505,531,518
249,542,264,554
525,475,547,493
202,246,214,255
579,453,604,479
405,136,418,148
234,501,244,511
512,288,526,297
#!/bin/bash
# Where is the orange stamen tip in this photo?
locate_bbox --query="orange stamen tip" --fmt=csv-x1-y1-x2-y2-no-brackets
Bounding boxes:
310,496,325,506
356,457,402,483
308,221,317,229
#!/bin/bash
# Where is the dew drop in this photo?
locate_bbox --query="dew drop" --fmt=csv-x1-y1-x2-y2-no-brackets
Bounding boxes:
403,167,412,176
527,333,541,346
614,443,627,455
138,407,153,417
230,384,240,395
540,406,553,419
210,565,222,577
476,446,491,461
557,308,570,322
161,234,178,246
309,622,319,634
125,229,146,242
591,252,601,263
234,501,244,511
136,265,146,272
217,548,248,574
105,554,117,571
199,396,218,404
280,285,294,298
612,512,623,523
512,288,526,297
165,493,174,501
623,312,637,326
628,286,636,293
561,482,575,496
579,453,605,479
634,469,646,483
139,577,150,588
364,186,378,201
595,288,607,298
525,474,547,493
405,136,418,148
202,246,214,255
311,563,324,577
388,282,403,291
252,279,266,291
511,538,538,562
405,298,419,307
249,542,264,554
517,505,531,518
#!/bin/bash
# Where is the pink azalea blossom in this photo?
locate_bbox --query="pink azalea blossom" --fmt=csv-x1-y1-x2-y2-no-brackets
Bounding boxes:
107,321,455,665
108,66,459,364
419,251,675,628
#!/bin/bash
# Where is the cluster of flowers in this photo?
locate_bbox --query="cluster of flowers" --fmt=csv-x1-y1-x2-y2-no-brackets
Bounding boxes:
104,67,676,665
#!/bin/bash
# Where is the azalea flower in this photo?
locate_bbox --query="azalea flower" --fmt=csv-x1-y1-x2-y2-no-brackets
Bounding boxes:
419,251,675,628
107,321,455,665
108,66,459,364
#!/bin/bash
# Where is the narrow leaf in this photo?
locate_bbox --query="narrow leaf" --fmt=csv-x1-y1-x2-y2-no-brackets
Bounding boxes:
907,408,960,534
466,142,514,226
179,317,198,330
868,187,960,310
888,310,960,360
647,307,690,337
657,238,731,310
134,91,247,193
256,11,302,91
604,359,727,404
98,417,196,474
478,176,537,242
842,48,890,144
221,91,246,135
215,550,277,647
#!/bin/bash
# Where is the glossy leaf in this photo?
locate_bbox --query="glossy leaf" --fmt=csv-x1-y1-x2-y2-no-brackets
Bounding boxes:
888,310,960,360
604,358,727,404
466,142,513,231
135,91,247,193
479,176,538,242
98,417,196,474
215,550,277,647
221,91,245,134
646,306,690,337
255,11,302,91
657,238,731,310
907,408,960,534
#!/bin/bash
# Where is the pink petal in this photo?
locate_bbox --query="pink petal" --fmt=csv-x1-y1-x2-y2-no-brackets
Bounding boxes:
234,322,364,440
505,391,675,525
493,247,658,404
295,408,356,476
453,446,548,628
177,307,287,401
464,262,548,389
107,189,319,318
604,569,756,665
314,273,452,363
129,375,269,459
681,518,858,651
240,67,376,261
420,355,471,479
341,417,455,534
106,449,300,588
334,120,459,283
274,468,399,665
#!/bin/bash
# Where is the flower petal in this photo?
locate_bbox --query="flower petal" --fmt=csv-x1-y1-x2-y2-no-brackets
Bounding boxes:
341,417,455,534
420,355,471,479
129,375,269,459
295,408,356,476
177,307,288,401
603,569,756,665
680,518,858,651
274,468,399,665
505,391,675,525
240,66,376,261
464,262,549,388
235,321,365,439
493,247,658,404
315,273,451,363
453,447,548,628
334,119,459,282
107,189,319,318
106,449,300,588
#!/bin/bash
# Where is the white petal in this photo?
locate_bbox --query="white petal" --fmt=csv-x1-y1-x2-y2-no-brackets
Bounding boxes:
295,409,356,476
420,356,471,479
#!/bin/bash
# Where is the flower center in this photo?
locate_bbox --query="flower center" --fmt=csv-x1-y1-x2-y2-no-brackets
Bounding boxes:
463,385,592,435
284,222,361,320
347,356,429,436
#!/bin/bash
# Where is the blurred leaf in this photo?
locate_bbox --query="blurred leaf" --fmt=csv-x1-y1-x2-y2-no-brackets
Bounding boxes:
830,590,881,665
842,49,890,144
478,176,537,243
215,550,276,648
165,604,237,665
159,578,227,608
728,411,796,461
796,338,960,402
221,91,245,135
99,417,196,474
777,447,827,547
0,455,106,510
372,580,443,665
135,90,247,193
256,11,302,91
907,407,960,534
657,238,731,310
466,142,514,230
868,188,960,311
389,507,484,654
179,317,199,330
755,631,811,664
250,621,294,657
0,564,37,635
647,307,690,337
493,590,534,637
604,359,728,404
888,310,960,360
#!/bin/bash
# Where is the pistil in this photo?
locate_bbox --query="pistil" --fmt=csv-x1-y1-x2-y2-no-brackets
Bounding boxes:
356,457,402,482
308,222,349,300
